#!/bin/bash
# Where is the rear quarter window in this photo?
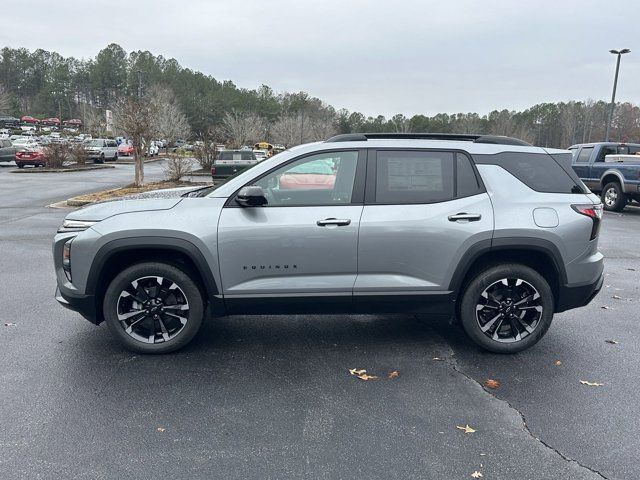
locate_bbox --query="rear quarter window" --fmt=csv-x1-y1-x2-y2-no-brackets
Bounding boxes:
474,152,585,194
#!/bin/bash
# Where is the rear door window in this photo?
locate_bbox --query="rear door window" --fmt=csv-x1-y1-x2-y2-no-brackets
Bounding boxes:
596,146,616,162
374,151,454,204
576,147,593,163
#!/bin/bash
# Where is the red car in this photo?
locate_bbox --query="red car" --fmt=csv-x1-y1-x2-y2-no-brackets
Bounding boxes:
118,143,134,156
15,148,45,168
278,158,337,190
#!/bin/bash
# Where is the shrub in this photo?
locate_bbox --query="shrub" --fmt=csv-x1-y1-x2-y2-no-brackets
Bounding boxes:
43,143,70,169
164,154,192,181
193,142,216,171
68,143,87,165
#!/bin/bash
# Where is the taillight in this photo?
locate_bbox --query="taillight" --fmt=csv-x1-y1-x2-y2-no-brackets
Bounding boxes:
211,166,216,176
572,203,603,240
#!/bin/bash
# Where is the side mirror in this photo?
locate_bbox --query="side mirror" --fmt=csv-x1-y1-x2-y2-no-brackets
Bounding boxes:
236,185,268,207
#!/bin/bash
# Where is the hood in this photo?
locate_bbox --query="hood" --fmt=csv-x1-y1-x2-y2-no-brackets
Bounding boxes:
67,198,183,222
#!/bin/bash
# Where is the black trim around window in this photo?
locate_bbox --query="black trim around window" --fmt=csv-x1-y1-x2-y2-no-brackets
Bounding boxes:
224,148,367,208
364,148,486,206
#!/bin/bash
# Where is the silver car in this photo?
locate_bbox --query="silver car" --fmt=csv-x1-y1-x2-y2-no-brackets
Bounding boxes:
53,133,604,354
84,138,119,163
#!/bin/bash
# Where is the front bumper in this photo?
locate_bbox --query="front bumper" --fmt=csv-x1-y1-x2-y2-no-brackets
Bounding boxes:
556,273,604,313
55,286,100,324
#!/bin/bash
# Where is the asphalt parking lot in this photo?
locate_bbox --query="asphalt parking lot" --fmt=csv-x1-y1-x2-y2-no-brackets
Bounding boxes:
1,164,638,480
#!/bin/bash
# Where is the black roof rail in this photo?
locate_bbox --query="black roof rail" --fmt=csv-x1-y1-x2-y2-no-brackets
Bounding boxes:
325,133,531,146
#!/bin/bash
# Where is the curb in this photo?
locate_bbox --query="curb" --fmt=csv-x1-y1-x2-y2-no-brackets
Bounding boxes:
115,157,165,165
11,165,115,173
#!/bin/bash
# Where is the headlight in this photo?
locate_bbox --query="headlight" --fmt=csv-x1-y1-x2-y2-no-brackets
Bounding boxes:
58,219,97,233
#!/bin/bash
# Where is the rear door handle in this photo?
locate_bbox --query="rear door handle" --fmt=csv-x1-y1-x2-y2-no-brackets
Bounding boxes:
317,218,351,227
448,213,482,222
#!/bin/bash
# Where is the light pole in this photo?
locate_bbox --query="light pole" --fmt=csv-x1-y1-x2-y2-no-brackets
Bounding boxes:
605,48,630,142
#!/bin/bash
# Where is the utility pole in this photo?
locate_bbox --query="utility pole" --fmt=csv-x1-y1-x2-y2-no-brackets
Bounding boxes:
605,48,630,142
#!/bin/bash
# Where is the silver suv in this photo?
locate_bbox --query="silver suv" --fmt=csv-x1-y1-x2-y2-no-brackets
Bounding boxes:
53,133,604,354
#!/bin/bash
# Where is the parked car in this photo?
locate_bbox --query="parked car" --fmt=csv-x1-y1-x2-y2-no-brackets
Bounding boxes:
211,150,258,178
145,141,159,157
0,139,18,162
15,147,45,168
85,138,119,163
11,137,39,151
118,142,134,156
53,133,604,355
569,142,640,211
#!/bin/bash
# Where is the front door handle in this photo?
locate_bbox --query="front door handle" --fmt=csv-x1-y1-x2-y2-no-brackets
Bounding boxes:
448,213,482,222
317,218,351,227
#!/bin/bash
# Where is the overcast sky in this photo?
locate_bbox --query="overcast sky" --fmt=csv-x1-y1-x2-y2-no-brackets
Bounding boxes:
4,0,639,117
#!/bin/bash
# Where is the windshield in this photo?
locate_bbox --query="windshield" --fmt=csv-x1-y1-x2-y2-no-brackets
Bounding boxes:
89,140,103,147
13,138,33,145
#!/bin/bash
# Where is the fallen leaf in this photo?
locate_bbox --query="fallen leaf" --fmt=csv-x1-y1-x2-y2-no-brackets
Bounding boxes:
600,306,611,310
4,322,16,327
627,268,636,271
432,357,444,361
357,374,378,381
605,339,619,345
580,380,604,387
612,295,622,300
156,427,166,432
554,360,562,366
604,284,611,288
387,371,399,379
484,379,500,389
471,471,483,478
456,424,476,434
479,453,486,456
349,368,367,376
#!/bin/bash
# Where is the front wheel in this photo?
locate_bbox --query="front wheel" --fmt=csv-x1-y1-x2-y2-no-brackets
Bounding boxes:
103,262,205,354
601,182,626,212
459,264,554,354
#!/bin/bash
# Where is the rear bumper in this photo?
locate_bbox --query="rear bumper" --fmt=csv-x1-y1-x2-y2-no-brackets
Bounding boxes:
211,164,251,178
556,273,604,313
55,286,100,325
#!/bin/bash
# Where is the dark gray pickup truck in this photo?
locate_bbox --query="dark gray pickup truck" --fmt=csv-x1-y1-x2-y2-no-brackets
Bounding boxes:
570,142,640,211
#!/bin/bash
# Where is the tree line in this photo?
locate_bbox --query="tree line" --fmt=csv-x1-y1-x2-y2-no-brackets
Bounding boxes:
1,43,639,148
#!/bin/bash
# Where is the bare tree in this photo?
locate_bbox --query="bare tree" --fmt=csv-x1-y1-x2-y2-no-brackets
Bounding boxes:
193,126,224,171
0,84,13,114
147,84,191,150
113,96,159,186
270,114,303,147
222,110,265,148
82,105,107,137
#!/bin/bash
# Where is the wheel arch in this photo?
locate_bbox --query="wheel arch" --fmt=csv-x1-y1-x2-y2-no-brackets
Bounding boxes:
86,237,221,323
600,170,626,192
449,238,567,312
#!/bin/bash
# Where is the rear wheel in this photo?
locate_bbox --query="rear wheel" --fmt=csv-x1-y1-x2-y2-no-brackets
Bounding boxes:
17,164,24,169
103,262,205,354
601,182,626,212
459,264,554,354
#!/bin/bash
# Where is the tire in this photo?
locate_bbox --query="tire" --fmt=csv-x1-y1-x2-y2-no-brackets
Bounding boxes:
601,182,626,212
17,164,24,169
103,262,205,354
459,264,554,354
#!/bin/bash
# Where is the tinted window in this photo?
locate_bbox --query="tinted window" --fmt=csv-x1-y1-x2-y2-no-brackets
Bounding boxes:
375,151,454,204
576,147,593,163
596,146,616,162
456,153,482,197
474,152,583,194
254,151,358,206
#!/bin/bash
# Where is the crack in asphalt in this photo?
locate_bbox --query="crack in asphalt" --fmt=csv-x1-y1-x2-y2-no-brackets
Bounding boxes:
440,344,608,479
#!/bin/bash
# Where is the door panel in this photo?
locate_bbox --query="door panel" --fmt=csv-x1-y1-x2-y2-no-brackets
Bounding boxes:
217,205,363,295
355,194,494,295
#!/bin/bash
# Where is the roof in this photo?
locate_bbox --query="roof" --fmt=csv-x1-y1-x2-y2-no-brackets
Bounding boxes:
568,141,640,148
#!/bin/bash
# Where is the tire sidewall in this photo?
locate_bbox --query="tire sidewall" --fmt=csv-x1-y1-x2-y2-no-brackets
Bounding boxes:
601,182,626,212
459,264,554,354
103,262,204,354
